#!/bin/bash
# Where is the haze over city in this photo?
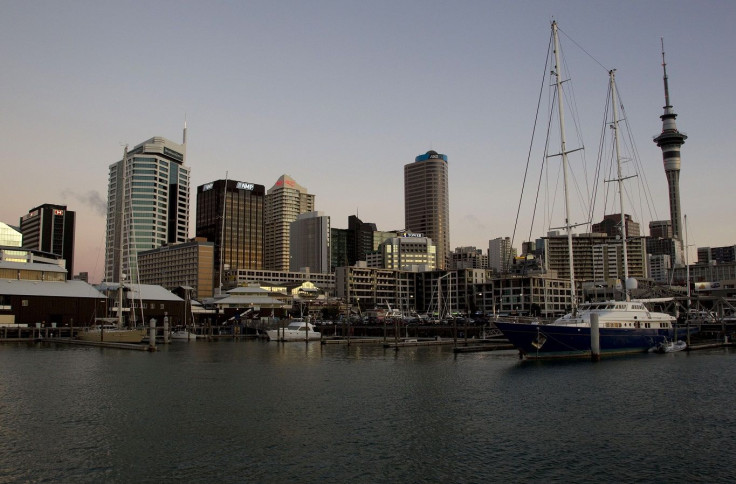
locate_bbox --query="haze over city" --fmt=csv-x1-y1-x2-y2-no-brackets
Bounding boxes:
2,1,735,283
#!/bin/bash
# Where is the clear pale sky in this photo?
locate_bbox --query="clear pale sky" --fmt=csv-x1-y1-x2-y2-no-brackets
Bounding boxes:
2,1,734,283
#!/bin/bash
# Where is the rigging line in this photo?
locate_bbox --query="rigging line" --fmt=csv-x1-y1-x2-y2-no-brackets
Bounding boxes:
557,26,609,73
618,101,659,222
560,52,592,207
589,83,611,228
510,33,552,268
528,104,555,246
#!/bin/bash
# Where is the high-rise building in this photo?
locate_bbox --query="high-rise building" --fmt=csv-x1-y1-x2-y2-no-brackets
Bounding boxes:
347,215,377,265
20,204,75,279
404,150,450,269
264,175,315,271
489,237,516,274
289,211,330,273
331,228,349,272
544,233,648,284
105,135,190,282
451,246,488,270
368,233,437,271
196,179,265,290
592,213,640,237
653,46,686,253
649,220,673,239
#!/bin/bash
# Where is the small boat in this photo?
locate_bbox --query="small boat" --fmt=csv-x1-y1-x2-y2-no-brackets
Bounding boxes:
170,327,197,341
651,338,687,353
266,320,320,342
77,324,147,343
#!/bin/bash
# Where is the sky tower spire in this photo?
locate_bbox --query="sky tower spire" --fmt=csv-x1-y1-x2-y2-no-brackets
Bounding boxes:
653,38,687,259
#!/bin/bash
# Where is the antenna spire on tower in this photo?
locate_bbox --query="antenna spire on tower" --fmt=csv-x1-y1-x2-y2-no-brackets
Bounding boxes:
661,38,672,112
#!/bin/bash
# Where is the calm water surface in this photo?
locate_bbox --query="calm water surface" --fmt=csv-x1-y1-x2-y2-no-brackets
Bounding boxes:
0,340,733,483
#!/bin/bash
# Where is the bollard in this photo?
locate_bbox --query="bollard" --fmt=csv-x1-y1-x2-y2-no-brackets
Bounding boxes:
149,318,157,350
163,316,169,344
590,313,600,361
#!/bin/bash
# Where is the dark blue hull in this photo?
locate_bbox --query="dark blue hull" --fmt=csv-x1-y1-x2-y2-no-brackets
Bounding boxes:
494,322,690,359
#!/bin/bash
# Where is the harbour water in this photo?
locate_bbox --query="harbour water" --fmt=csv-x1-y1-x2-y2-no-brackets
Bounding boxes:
0,341,733,483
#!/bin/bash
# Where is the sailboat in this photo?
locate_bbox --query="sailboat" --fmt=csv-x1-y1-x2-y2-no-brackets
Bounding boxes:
171,287,197,341
494,21,677,359
79,145,146,343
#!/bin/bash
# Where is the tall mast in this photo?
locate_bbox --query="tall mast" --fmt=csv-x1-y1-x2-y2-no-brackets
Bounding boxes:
552,21,577,311
609,70,631,301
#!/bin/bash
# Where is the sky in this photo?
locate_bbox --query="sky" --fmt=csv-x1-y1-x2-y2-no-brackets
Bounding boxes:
2,1,735,284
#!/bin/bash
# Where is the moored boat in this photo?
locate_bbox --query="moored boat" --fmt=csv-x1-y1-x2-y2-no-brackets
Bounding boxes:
496,301,676,359
266,320,320,341
170,328,197,341
651,338,687,353
77,324,147,343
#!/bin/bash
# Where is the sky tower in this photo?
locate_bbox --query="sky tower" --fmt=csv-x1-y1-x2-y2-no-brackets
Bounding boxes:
653,40,687,255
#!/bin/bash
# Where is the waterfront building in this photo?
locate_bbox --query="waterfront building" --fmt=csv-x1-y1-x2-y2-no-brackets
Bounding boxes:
137,238,215,300
225,268,335,296
289,211,330,274
647,253,672,284
264,175,315,271
94,282,185,327
335,265,412,312
455,268,490,315
0,247,65,267
404,151,450,269
105,135,190,283
669,261,736,287
649,220,673,239
196,179,265,288
411,270,458,317
646,236,682,268
19,204,75,279
543,233,648,285
653,48,687,252
0,222,22,247
592,213,640,238
0,258,105,326
697,245,736,265
212,284,292,320
489,237,516,274
476,274,573,318
368,233,436,271
451,246,488,270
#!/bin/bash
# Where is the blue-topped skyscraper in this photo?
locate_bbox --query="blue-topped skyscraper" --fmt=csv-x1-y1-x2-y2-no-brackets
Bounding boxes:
404,150,450,270
653,43,686,260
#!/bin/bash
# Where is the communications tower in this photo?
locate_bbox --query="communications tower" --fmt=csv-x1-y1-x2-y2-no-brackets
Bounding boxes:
653,40,687,255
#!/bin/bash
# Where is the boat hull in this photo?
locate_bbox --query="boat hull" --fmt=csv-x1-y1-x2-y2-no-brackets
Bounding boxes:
77,328,147,343
494,322,673,359
266,330,321,342
170,331,197,341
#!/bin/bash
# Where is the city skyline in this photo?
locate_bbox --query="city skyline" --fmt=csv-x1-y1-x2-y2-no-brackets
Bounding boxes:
2,2,735,283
